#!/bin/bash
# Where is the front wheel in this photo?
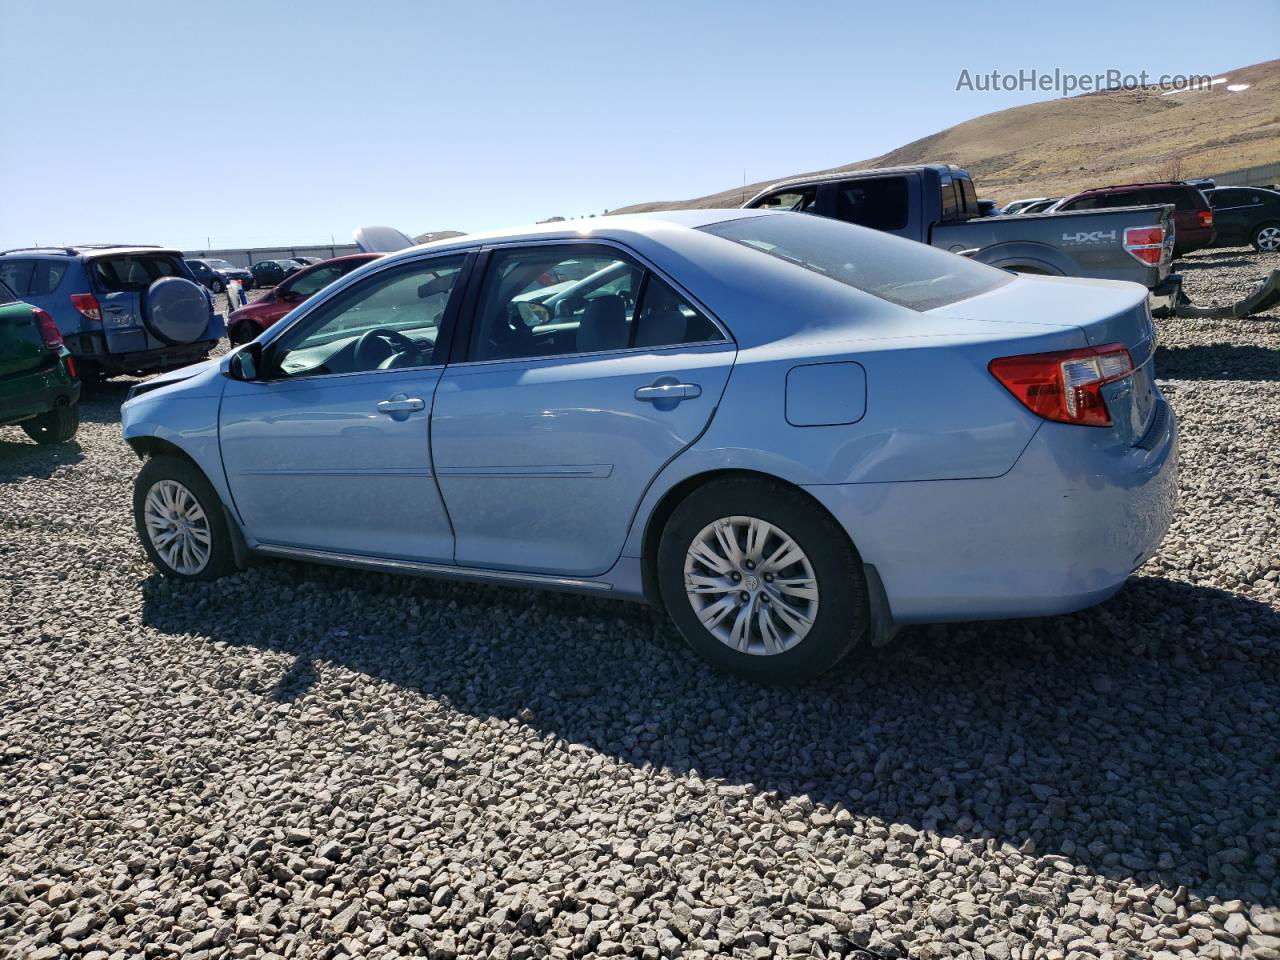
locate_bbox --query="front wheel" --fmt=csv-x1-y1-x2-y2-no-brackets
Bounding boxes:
657,477,868,682
1252,222,1280,253
21,401,79,445
133,455,236,581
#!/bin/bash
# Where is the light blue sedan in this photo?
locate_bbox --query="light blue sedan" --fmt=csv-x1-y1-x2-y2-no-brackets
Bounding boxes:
122,210,1177,681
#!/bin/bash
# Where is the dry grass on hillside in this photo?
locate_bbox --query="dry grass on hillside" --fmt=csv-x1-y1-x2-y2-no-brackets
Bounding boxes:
614,59,1279,212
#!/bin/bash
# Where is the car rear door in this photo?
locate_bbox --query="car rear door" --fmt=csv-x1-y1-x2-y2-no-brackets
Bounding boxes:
429,242,736,577
1209,189,1258,245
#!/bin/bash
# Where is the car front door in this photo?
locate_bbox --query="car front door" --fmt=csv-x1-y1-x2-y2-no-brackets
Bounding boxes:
219,252,471,561
430,242,737,577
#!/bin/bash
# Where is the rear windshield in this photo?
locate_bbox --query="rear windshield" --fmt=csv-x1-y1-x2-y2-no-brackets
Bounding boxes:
700,213,1011,311
91,254,187,292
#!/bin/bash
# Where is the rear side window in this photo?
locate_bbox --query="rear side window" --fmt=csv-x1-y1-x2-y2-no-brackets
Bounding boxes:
1145,187,1201,211
834,177,908,230
754,188,816,212
91,254,186,292
27,261,67,295
0,280,16,305
0,259,33,296
702,213,1012,311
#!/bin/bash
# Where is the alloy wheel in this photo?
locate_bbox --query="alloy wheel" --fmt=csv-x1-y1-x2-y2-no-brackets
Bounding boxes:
683,515,819,656
143,479,212,575
1257,226,1280,252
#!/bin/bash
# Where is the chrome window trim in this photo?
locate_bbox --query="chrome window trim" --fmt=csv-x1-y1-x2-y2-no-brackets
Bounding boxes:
447,339,733,371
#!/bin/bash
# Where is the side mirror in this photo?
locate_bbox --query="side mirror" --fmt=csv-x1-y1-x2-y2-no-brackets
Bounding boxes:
515,301,551,328
226,342,263,381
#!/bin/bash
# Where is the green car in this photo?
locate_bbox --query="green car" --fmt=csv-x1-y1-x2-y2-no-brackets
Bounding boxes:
0,280,80,444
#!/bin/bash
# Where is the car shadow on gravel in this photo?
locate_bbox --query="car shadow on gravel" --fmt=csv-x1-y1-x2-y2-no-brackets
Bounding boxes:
76,381,138,424
0,435,85,478
1174,258,1255,271
140,567,1280,907
1155,344,1280,381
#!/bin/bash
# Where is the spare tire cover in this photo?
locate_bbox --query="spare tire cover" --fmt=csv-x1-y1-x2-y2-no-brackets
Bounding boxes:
144,277,209,345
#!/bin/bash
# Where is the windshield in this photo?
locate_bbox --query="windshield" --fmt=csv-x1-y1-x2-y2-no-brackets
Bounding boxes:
701,213,1011,311
207,259,236,269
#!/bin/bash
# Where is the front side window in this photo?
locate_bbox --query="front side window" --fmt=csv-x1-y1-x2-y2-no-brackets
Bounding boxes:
469,245,719,362
834,176,908,230
270,256,465,378
702,213,1012,311
28,260,67,295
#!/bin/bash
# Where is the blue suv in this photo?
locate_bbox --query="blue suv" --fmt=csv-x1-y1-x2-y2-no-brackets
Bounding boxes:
0,245,225,384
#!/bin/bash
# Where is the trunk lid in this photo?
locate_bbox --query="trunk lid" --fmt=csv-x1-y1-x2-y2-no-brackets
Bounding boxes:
933,273,1160,445
0,302,51,377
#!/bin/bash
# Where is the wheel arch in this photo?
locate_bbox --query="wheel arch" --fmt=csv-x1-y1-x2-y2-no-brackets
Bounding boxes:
638,467,855,607
126,434,198,464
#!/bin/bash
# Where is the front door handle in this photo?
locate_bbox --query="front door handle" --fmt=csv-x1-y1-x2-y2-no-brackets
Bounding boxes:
634,381,702,402
376,394,426,415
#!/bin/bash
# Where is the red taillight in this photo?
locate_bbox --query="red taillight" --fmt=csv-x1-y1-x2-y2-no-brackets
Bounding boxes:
65,355,78,379
70,292,102,322
33,308,63,350
1198,209,1213,228
1123,225,1166,266
989,342,1134,428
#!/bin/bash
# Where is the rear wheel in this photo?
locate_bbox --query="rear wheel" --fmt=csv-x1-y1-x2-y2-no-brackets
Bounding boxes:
20,401,79,445
133,455,236,581
657,477,868,682
1252,222,1280,253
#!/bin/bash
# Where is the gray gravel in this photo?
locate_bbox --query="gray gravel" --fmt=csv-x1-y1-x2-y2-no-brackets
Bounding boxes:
2,247,1278,959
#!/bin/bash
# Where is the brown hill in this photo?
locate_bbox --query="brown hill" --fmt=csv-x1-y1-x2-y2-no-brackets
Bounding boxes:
613,59,1280,212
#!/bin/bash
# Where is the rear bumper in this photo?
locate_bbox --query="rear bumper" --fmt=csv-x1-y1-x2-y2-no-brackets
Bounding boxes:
0,353,79,424
1149,272,1184,316
64,333,219,375
805,398,1178,624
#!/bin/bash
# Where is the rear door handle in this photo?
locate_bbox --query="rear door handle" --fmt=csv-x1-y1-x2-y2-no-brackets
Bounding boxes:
376,394,426,414
635,382,701,402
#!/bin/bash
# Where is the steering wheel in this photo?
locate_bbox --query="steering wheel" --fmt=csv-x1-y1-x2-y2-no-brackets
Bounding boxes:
354,327,417,370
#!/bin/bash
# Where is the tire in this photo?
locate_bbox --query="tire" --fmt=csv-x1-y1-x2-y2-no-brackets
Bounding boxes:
211,278,225,293
133,455,236,581
20,401,79,445
143,276,209,346
1252,222,1280,253
656,477,868,682
229,320,257,346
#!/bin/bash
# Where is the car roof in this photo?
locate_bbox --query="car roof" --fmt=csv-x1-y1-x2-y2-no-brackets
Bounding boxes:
1070,182,1195,195
379,209,769,263
0,244,179,258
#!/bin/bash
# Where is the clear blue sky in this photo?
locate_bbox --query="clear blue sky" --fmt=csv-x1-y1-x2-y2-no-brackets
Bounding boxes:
1,0,1276,250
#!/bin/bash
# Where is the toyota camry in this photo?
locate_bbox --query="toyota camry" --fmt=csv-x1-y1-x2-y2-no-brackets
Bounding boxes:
121,210,1177,681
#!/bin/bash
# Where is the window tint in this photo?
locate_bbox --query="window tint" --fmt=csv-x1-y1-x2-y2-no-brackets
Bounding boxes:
0,259,34,296
958,177,979,216
27,260,67,295
286,263,347,298
1145,187,1200,211
0,280,16,305
754,188,817,213
271,257,464,378
939,179,960,221
469,246,720,362
834,177,908,230
702,213,1012,311
91,254,185,292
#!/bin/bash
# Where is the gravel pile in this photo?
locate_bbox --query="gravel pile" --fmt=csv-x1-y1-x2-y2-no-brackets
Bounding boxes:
1,248,1277,959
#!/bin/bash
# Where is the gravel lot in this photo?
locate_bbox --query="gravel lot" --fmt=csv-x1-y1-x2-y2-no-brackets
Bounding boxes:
2,250,1277,960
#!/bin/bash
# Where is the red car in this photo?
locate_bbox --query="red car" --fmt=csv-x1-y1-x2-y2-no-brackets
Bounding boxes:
1052,182,1215,256
227,253,383,344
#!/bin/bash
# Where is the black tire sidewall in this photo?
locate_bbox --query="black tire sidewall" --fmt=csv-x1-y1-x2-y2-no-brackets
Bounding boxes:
22,402,79,445
657,478,868,682
133,455,235,581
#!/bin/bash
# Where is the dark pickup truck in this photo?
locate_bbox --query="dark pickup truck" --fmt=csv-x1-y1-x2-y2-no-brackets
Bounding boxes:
743,164,1182,309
